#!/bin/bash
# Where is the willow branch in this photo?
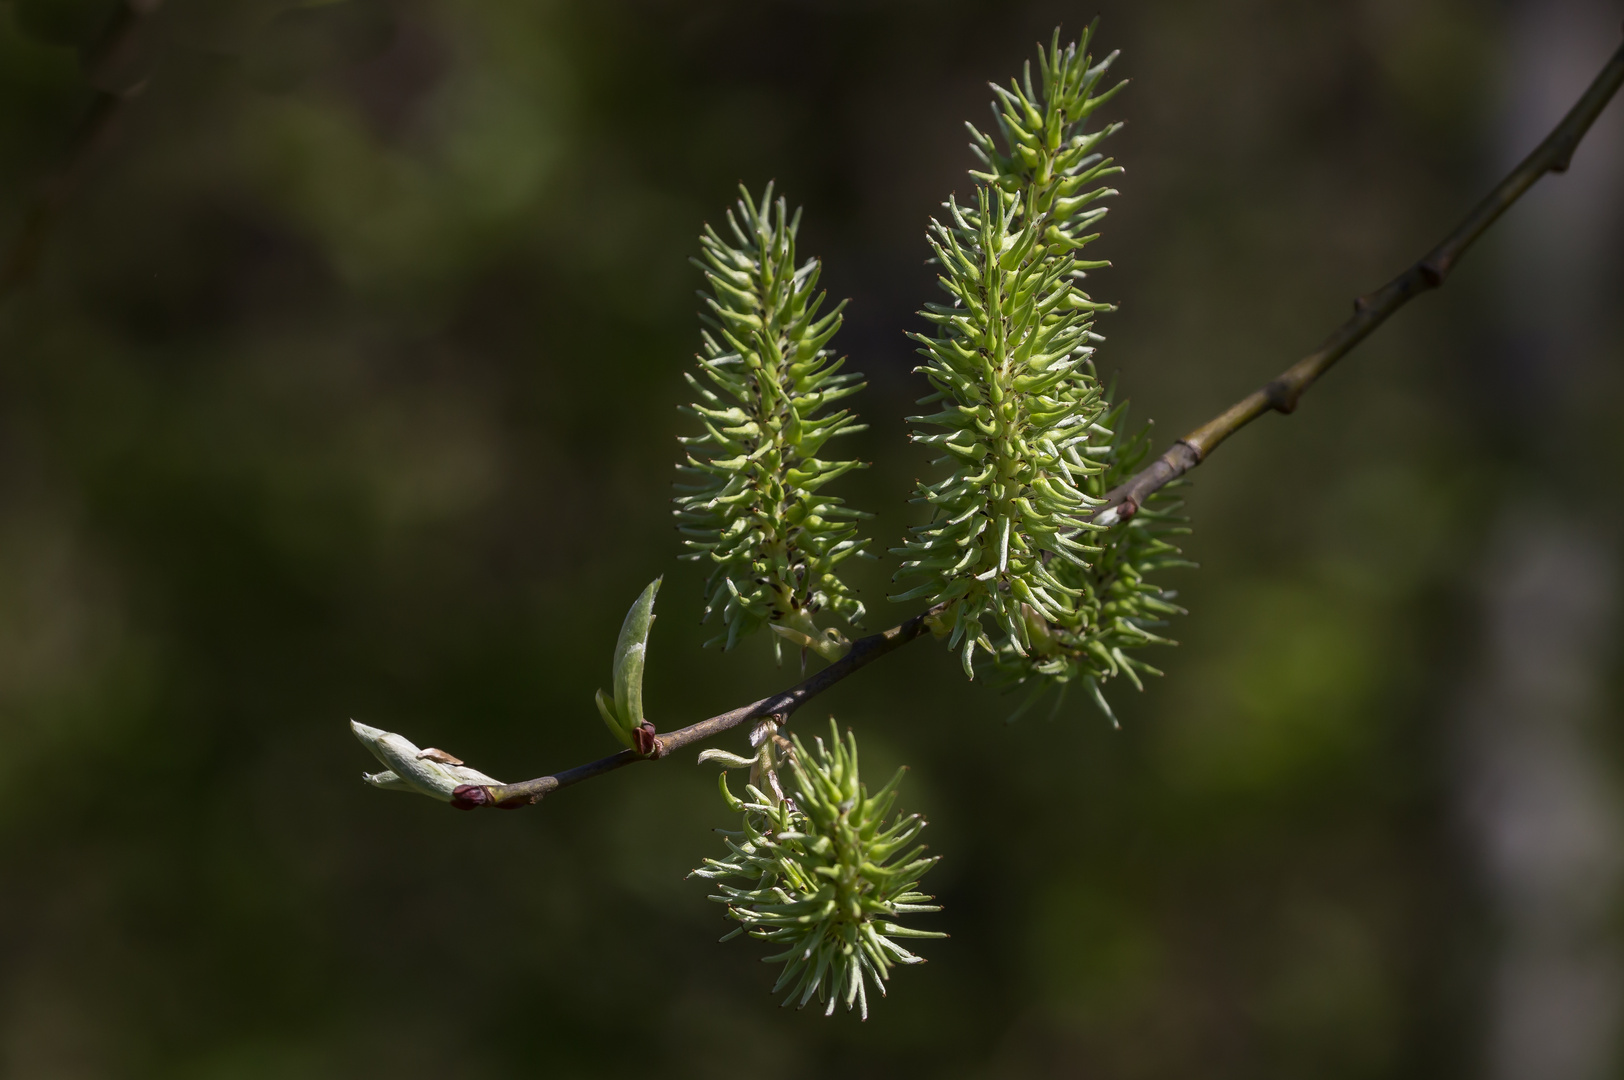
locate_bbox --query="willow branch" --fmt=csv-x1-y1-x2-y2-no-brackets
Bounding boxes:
440,32,1624,812
1097,35,1624,525
0,0,156,307
451,604,947,809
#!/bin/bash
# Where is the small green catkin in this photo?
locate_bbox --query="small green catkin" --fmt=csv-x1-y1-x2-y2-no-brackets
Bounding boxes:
893,25,1190,715
988,395,1195,723
674,184,872,659
691,720,945,1019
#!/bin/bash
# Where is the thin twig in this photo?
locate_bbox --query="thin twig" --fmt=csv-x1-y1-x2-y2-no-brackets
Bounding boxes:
0,0,156,307
451,604,947,808
1097,35,1624,525
450,32,1624,811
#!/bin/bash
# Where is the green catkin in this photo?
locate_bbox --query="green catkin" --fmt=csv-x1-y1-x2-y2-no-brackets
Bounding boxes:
691,720,945,1019
988,395,1195,723
674,185,872,660
893,25,1189,715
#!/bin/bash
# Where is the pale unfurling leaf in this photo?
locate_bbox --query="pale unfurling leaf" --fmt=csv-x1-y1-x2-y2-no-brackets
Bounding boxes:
350,720,502,802
696,747,760,769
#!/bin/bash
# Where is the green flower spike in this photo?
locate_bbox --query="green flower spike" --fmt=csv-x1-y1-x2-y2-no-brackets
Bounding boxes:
691,719,945,1019
893,25,1188,716
987,397,1194,722
674,184,872,664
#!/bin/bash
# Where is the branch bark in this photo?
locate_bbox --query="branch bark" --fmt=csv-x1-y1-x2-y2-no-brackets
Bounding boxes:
1098,34,1624,525
451,603,946,808
448,31,1624,811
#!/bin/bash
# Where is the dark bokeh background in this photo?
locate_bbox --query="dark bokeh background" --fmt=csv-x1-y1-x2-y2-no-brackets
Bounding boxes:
2,1,1623,1076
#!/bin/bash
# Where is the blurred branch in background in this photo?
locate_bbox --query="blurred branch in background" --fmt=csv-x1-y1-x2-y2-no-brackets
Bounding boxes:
0,0,156,307
1452,3,1624,1078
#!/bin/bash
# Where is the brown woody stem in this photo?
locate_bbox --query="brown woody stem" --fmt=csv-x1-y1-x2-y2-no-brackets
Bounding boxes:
453,604,946,808
1101,36,1624,521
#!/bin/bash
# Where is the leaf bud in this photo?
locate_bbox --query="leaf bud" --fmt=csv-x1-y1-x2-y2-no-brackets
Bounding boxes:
349,720,503,803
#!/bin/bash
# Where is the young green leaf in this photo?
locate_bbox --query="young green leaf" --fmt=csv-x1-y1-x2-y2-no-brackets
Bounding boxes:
597,577,661,748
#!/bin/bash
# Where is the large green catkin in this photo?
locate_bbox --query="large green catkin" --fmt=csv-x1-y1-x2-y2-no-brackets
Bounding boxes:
674,185,872,660
893,25,1189,714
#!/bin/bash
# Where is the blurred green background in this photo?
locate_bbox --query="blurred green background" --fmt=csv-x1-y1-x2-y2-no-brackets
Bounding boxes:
2,0,1622,1076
